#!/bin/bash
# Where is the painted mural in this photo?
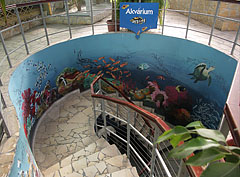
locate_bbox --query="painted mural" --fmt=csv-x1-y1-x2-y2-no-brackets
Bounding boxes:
8,33,237,176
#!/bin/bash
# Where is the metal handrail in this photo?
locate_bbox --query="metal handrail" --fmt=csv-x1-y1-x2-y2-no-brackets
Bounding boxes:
91,76,170,132
91,75,204,176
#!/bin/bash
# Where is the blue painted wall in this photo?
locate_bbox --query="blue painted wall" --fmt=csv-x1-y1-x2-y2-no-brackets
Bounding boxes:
8,33,237,176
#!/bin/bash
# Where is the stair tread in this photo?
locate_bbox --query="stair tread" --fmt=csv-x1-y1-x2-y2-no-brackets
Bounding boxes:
96,167,139,177
43,138,110,175
46,145,124,177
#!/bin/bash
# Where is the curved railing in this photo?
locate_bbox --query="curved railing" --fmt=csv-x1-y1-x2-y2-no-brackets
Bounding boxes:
0,0,239,176
91,75,204,177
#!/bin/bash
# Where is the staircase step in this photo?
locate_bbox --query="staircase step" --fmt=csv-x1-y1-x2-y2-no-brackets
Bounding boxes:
64,154,132,177
43,138,110,175
96,167,139,177
46,145,123,177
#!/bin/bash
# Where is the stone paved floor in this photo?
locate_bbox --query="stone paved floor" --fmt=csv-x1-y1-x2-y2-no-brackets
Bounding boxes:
33,89,99,171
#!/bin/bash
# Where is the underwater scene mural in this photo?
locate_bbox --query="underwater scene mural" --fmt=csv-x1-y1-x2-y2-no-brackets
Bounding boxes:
8,33,237,176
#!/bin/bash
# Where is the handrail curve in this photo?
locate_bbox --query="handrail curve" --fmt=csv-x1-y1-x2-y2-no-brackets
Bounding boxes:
91,75,204,177
94,76,156,134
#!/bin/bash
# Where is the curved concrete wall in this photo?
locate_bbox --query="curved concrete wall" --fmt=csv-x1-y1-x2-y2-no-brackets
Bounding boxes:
7,33,237,176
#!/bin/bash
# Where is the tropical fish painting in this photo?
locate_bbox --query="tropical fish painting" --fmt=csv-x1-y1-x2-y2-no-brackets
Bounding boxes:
189,63,215,86
130,17,146,25
137,63,150,70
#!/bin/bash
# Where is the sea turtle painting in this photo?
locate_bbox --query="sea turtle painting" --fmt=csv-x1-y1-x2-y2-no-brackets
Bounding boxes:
189,63,215,86
137,63,150,70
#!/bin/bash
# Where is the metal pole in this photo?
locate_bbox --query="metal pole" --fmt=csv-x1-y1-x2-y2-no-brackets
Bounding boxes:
127,108,131,158
231,23,240,55
150,127,159,177
161,0,167,35
40,3,50,45
208,1,220,45
102,99,107,138
0,32,12,68
15,7,29,55
177,160,184,177
218,114,229,138
0,91,6,109
185,0,193,39
114,0,117,32
89,0,94,35
65,0,72,39
92,97,98,133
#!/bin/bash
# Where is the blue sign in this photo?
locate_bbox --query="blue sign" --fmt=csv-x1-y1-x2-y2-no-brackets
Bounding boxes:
120,3,159,39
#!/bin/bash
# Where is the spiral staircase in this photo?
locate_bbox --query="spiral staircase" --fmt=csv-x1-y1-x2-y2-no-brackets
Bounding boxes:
33,89,139,177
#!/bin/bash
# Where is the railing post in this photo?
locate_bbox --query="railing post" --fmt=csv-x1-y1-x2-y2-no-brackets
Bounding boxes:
231,23,240,55
114,0,117,32
116,92,119,117
40,3,50,45
92,97,98,133
219,114,229,138
185,0,193,39
64,0,72,39
150,126,159,177
0,91,10,138
127,108,131,158
208,1,220,45
89,0,94,35
161,0,167,35
15,7,29,55
0,32,12,68
102,99,107,138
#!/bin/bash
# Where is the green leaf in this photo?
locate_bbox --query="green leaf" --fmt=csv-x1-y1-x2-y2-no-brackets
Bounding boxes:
186,121,205,129
186,148,225,166
201,162,240,177
170,133,192,148
155,126,189,144
226,146,240,155
0,0,7,25
225,154,240,163
194,128,226,143
169,137,220,159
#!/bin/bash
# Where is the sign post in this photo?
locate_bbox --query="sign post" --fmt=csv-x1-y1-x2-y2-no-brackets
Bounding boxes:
120,3,159,39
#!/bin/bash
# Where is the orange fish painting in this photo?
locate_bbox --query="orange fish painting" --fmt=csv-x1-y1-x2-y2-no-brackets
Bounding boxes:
102,60,107,64
120,71,122,75
113,61,120,65
100,73,104,77
91,74,96,77
98,57,104,60
108,67,114,70
97,71,102,75
85,73,90,78
120,62,128,68
110,73,116,79
84,65,90,68
106,71,111,74
157,75,165,80
97,65,102,69
109,57,115,62
112,68,119,72
93,60,98,62
126,73,131,77
142,27,148,32
83,70,90,74
122,5,129,9
105,64,111,68
123,70,129,74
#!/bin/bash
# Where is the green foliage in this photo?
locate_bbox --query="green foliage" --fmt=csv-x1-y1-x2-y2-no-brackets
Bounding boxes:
156,121,240,177
0,0,7,25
